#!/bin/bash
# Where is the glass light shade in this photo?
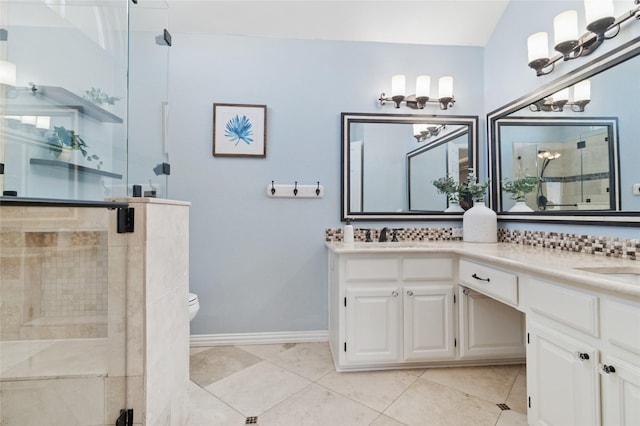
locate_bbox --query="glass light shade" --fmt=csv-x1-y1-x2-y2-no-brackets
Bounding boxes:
0,60,16,86
391,74,406,97
413,123,428,136
438,76,453,99
415,75,430,98
527,32,550,62
36,116,51,130
584,0,614,26
573,79,591,101
554,10,579,45
20,116,37,126
554,87,570,101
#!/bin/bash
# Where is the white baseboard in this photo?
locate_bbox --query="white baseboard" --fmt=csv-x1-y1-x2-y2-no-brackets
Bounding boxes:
190,330,328,347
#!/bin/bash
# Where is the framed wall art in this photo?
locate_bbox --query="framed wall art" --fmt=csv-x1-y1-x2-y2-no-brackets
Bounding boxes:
213,103,267,157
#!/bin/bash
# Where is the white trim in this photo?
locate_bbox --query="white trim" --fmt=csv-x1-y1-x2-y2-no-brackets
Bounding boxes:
190,330,328,347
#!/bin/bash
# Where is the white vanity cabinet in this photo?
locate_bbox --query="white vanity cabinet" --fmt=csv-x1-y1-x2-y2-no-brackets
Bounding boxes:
526,320,600,426
522,276,640,426
328,252,456,370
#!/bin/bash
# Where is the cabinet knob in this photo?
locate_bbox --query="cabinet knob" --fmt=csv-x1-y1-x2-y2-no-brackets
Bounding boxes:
406,290,414,297
575,352,590,361
392,291,399,297
601,364,616,374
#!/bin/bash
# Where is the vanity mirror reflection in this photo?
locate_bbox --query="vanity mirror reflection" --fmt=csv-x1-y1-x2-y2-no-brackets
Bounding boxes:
341,113,478,221
488,38,640,224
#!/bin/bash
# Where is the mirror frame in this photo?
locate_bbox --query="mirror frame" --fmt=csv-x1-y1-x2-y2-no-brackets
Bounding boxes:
487,36,640,226
341,113,478,221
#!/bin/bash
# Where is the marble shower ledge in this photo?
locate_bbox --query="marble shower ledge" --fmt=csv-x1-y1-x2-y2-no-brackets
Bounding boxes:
325,241,640,299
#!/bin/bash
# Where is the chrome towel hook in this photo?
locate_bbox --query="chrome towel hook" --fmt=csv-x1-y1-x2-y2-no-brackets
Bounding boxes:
293,181,298,196
271,180,276,195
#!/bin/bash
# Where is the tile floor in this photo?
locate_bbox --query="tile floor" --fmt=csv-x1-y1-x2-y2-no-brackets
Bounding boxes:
188,342,528,426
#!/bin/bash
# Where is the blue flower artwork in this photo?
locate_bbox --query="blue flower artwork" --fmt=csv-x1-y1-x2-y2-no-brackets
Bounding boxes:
224,114,254,146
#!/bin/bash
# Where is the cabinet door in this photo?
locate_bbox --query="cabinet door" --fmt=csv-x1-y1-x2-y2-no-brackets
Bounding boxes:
601,355,640,426
345,286,401,364
527,321,600,426
403,284,455,362
459,287,525,359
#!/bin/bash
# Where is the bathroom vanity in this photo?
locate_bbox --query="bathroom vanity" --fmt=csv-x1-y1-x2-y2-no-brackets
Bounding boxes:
326,241,640,425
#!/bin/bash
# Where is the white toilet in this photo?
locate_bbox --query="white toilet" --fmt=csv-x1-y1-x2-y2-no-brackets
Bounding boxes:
188,293,200,322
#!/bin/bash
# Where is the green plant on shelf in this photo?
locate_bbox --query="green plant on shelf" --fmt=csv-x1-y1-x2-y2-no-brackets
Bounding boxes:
83,87,120,106
47,126,102,169
502,175,541,201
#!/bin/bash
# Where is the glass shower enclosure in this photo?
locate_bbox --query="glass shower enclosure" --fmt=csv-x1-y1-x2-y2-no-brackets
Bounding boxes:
0,0,170,424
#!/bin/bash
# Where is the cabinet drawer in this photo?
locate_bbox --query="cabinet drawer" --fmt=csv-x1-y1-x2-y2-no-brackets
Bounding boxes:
345,257,399,281
602,298,640,356
527,277,599,337
402,257,453,281
459,259,518,306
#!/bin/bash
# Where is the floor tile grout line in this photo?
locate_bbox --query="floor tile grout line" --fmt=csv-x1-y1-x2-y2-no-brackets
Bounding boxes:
418,366,524,406
189,379,247,420
379,373,431,421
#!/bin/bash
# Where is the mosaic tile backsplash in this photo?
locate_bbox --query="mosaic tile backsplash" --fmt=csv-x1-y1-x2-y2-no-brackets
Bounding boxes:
326,227,640,261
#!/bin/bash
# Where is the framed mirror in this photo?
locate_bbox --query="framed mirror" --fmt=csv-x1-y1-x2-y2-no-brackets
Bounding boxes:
341,113,478,221
488,37,640,225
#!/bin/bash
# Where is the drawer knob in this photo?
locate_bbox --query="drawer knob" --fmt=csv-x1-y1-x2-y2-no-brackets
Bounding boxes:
472,273,490,282
576,352,590,361
601,364,616,374
392,291,399,297
406,290,414,297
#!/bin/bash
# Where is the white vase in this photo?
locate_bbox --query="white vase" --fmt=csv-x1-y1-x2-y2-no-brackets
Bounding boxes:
463,199,497,243
509,200,534,212
444,201,465,212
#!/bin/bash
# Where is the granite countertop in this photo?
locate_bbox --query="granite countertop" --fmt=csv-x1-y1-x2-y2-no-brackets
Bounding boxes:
325,241,640,299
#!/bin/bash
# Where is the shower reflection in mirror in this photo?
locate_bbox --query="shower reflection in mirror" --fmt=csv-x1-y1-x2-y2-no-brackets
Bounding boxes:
497,118,619,212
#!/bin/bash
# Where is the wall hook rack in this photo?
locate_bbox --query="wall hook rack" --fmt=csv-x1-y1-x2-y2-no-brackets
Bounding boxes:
266,181,325,198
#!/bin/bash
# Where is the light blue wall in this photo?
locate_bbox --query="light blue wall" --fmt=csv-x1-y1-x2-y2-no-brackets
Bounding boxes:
170,1,640,336
168,34,483,334
485,0,640,239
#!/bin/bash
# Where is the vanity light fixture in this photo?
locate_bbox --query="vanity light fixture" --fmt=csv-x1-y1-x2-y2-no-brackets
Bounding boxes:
412,123,446,142
527,0,640,76
379,75,455,110
529,79,591,112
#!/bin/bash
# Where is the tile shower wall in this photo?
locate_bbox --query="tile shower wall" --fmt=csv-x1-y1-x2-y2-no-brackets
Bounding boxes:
1,215,109,340
325,227,640,261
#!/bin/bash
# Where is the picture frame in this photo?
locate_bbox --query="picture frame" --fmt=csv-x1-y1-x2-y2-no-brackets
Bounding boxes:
213,103,267,157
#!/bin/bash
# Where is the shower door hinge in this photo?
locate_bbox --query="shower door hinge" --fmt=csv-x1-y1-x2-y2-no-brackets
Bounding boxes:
115,408,133,426
117,207,135,234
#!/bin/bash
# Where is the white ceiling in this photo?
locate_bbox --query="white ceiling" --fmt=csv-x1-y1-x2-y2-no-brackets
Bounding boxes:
166,0,511,47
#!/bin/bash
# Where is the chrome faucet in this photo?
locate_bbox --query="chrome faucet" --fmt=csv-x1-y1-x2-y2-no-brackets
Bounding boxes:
379,227,389,242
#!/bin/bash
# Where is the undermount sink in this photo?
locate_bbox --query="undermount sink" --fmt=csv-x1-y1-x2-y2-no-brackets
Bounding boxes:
573,266,640,283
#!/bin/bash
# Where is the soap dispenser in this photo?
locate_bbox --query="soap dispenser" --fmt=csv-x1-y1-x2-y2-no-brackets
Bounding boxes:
344,220,354,245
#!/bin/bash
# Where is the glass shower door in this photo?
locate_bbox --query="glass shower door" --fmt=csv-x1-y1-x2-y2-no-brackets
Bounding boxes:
0,204,128,425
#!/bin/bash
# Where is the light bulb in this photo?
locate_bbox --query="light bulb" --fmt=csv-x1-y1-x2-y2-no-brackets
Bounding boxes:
415,75,430,98
0,60,16,86
573,79,591,101
438,76,453,99
554,10,579,45
527,32,549,62
391,74,406,97
584,0,614,27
